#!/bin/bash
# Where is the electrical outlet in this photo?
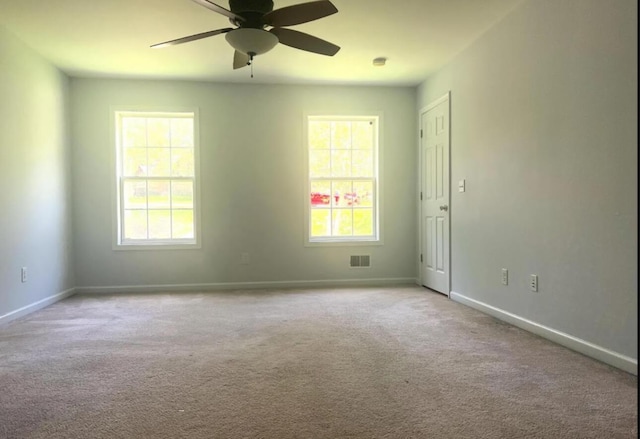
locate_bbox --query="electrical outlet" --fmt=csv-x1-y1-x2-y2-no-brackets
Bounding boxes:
501,268,508,285
21,267,28,283
240,253,250,265
530,274,538,292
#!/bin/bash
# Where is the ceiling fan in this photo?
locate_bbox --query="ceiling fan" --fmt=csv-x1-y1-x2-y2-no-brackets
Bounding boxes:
151,0,340,70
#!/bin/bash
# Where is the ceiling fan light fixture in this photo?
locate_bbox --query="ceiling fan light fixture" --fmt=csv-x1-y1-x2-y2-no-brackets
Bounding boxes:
225,28,279,55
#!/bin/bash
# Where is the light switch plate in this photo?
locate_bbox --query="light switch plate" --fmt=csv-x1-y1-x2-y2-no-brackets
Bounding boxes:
458,179,466,192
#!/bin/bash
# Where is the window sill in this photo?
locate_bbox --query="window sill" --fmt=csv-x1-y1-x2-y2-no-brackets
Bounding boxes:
114,242,201,251
305,238,383,248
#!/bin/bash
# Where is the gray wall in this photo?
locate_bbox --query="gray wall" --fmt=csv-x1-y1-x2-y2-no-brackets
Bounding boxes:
417,0,637,359
0,26,74,319
70,79,417,288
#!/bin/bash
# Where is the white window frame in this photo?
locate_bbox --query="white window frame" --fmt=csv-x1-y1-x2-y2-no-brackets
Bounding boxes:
112,107,201,250
304,113,383,246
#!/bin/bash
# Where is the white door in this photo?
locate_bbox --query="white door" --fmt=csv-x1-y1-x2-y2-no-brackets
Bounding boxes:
420,93,450,295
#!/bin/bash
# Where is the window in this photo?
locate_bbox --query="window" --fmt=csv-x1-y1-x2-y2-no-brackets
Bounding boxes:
114,110,198,248
306,115,379,243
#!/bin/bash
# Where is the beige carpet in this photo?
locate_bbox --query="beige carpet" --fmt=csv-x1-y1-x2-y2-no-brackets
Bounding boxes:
0,286,636,438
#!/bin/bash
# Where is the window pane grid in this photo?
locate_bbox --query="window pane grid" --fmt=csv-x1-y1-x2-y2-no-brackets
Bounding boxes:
309,179,375,238
121,177,194,241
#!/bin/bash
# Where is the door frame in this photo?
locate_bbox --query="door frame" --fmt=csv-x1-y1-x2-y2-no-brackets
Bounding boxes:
418,91,451,296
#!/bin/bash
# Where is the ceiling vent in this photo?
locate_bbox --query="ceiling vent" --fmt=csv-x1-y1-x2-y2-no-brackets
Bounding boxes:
350,255,371,268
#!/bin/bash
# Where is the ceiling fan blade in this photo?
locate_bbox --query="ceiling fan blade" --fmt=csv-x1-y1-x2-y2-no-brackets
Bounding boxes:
270,28,340,56
233,50,250,69
191,0,245,22
262,0,337,27
151,28,233,48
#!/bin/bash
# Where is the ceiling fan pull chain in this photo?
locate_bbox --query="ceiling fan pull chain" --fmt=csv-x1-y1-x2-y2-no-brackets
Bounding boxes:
249,53,255,78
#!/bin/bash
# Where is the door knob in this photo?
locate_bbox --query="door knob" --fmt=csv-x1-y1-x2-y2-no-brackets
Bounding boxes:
439,205,448,211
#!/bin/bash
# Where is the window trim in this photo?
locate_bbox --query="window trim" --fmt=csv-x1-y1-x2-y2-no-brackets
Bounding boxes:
303,112,384,247
111,107,202,250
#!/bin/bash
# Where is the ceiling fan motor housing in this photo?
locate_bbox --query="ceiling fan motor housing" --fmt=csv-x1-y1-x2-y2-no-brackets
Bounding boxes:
229,0,274,13
229,0,274,27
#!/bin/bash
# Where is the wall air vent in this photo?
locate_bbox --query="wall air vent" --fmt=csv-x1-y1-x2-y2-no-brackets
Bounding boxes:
350,255,371,268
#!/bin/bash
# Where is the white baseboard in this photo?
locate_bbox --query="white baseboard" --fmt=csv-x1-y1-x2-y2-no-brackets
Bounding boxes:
450,291,637,376
0,288,76,326
75,277,418,294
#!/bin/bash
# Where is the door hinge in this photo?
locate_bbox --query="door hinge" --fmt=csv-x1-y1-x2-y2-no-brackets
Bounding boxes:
420,129,423,138
420,254,423,263
420,192,423,201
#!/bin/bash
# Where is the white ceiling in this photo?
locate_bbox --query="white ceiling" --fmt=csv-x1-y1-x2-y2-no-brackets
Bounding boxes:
0,0,523,86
